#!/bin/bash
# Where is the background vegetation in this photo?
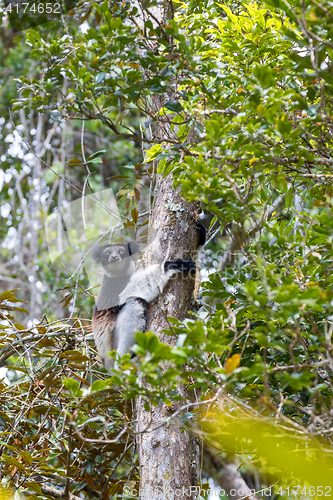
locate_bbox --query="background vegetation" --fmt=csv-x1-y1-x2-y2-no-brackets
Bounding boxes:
0,0,333,497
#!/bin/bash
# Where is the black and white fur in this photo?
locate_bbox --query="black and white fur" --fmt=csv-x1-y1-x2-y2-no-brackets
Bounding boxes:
92,222,206,370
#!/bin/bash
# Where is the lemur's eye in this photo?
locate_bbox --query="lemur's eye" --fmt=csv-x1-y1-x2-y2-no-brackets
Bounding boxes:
105,250,110,255
119,249,124,254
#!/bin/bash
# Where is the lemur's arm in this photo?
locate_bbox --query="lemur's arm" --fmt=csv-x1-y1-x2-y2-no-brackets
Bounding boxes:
118,220,206,306
118,259,196,304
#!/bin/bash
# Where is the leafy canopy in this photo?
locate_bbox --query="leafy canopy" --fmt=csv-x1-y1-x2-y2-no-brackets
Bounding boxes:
2,0,333,495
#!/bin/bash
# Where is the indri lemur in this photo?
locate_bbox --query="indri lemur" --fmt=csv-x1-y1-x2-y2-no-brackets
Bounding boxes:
92,222,206,370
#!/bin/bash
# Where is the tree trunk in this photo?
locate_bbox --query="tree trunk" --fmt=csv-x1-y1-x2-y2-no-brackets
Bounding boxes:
135,175,200,500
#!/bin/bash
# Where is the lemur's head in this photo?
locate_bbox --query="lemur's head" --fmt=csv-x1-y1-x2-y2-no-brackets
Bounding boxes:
91,241,140,277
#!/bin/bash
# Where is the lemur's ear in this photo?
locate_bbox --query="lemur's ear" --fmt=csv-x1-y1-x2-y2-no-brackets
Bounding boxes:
196,220,207,249
127,241,141,256
91,244,104,263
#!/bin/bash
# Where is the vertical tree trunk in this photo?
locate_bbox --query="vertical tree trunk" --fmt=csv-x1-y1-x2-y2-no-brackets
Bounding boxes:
135,176,200,499
133,1,201,495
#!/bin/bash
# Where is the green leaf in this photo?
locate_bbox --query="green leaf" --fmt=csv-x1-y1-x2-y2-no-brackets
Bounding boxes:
25,482,42,494
0,290,24,303
87,150,106,162
96,72,106,83
131,208,139,224
62,378,83,397
87,157,103,164
91,379,112,393
14,323,26,331
20,451,33,466
67,158,82,167
221,5,238,23
164,100,183,113
253,65,276,88
2,455,26,473
145,144,163,162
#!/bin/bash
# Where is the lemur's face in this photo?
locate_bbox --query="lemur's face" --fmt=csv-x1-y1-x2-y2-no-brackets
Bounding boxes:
91,242,138,277
101,245,128,265
92,243,130,276
99,244,129,266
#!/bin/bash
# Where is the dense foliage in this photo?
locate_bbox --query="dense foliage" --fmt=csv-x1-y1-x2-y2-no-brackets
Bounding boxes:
1,0,333,497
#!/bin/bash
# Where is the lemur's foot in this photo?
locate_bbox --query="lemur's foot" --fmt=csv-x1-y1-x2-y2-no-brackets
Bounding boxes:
164,258,196,275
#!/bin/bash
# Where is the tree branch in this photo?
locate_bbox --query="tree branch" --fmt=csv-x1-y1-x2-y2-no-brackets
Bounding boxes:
218,194,286,272
40,484,82,500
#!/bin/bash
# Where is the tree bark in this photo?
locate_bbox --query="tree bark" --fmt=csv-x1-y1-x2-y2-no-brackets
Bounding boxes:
203,450,261,500
135,175,200,500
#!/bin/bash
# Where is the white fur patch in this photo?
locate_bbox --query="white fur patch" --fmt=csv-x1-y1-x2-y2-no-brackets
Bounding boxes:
119,264,175,304
115,300,147,358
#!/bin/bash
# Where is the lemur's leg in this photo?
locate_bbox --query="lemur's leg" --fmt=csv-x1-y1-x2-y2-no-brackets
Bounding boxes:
114,298,147,360
114,259,196,366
